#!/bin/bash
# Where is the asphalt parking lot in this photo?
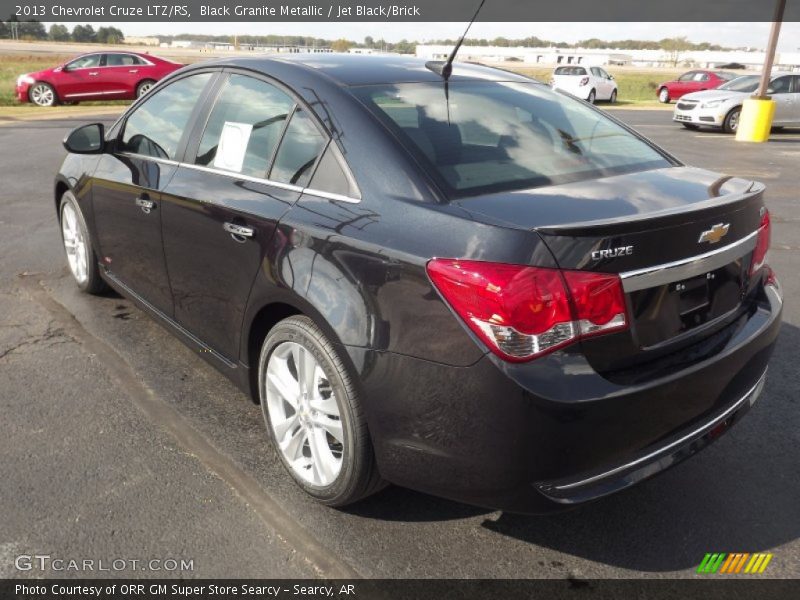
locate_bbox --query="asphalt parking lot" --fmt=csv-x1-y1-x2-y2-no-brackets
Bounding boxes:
1,109,798,579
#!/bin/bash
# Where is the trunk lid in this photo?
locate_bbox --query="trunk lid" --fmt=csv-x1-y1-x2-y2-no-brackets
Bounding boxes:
454,166,765,374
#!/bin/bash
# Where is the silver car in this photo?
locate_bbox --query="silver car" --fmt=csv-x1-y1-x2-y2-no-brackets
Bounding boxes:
673,72,800,133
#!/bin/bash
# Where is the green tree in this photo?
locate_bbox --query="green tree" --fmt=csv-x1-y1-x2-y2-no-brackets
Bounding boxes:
96,26,124,44
71,24,96,43
364,35,374,48
330,39,352,53
660,36,693,67
48,24,70,41
19,19,46,40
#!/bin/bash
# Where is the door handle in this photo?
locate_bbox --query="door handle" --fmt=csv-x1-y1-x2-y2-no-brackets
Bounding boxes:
88,71,99,76
135,196,156,214
129,69,139,73
223,222,254,241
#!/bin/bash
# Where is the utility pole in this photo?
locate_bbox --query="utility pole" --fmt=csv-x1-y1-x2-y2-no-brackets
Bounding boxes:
755,0,786,98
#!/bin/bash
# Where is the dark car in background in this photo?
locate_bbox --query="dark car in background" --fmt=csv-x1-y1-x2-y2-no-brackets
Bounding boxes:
16,51,182,107
657,69,736,103
54,55,781,513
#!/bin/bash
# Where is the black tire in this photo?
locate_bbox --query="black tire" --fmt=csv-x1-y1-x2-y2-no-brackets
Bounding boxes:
59,192,108,294
609,89,617,104
723,106,741,134
658,87,670,103
587,89,596,104
135,79,156,98
258,315,385,507
28,82,57,107
62,100,80,106
682,123,701,130
772,126,785,132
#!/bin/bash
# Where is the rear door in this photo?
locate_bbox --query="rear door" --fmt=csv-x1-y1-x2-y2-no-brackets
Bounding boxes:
160,70,328,361
91,71,216,316
101,53,144,97
769,75,795,124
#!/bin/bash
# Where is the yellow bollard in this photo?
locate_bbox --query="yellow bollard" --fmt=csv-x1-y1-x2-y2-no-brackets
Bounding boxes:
736,98,776,143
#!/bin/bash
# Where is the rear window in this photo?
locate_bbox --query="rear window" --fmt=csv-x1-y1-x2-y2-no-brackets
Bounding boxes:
353,81,670,198
554,66,587,76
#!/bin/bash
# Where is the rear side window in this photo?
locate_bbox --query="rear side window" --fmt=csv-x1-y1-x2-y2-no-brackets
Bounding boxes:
555,66,586,76
308,144,359,198
195,74,294,177
106,54,142,66
120,72,212,160
269,109,326,187
354,81,670,198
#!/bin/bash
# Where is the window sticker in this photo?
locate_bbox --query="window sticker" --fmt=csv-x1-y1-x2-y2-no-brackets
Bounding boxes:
213,121,253,173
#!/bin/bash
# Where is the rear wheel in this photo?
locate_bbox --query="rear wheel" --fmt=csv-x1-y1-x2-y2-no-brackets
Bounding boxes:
29,82,56,107
587,89,596,104
258,315,384,507
658,88,670,103
59,192,107,294
723,107,741,134
682,123,700,130
136,79,156,98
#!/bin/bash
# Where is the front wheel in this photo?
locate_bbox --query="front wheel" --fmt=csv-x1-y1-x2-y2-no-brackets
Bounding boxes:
587,89,596,104
609,89,617,104
29,82,57,107
658,88,670,103
723,107,741,134
258,315,384,507
59,192,107,294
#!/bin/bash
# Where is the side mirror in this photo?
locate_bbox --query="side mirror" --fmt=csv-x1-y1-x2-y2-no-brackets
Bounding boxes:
63,123,105,154
608,75,615,80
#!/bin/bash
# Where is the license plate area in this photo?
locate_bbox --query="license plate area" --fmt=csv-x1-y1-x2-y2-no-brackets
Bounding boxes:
629,260,745,348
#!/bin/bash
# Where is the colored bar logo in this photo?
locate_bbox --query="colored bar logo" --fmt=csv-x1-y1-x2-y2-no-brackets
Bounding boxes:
697,553,773,574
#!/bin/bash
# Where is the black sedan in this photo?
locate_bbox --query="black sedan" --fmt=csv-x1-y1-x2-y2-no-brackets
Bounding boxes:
55,55,781,513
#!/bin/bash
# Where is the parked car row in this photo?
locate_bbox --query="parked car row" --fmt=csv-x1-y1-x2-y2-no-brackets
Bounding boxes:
16,51,183,106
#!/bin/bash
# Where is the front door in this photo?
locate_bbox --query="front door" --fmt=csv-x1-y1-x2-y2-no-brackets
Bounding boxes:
770,75,795,125
91,71,215,316
161,72,327,361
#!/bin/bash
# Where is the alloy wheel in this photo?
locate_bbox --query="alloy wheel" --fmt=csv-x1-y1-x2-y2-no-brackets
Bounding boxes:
137,82,153,97
61,202,88,284
30,84,55,107
265,341,344,487
659,88,670,103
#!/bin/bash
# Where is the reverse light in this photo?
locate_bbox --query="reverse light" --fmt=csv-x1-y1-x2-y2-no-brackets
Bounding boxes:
579,77,590,87
426,259,628,362
750,209,771,276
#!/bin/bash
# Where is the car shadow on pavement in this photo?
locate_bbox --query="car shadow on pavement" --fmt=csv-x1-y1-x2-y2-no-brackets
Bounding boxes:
351,323,798,573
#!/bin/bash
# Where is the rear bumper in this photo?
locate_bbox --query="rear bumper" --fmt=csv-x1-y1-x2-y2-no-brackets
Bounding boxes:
354,284,781,513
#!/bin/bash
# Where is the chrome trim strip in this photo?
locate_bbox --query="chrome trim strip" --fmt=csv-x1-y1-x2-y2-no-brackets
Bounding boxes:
551,370,767,492
302,188,361,204
179,162,304,193
118,152,179,167
620,231,757,292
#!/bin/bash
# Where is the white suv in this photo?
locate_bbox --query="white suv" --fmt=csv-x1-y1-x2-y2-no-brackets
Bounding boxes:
551,65,618,104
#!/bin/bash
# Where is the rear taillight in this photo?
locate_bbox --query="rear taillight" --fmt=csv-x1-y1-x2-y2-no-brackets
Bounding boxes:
579,77,589,86
750,210,771,276
426,259,628,362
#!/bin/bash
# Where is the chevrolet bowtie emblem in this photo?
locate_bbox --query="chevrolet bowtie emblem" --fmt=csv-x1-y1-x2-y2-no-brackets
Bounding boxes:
698,223,730,244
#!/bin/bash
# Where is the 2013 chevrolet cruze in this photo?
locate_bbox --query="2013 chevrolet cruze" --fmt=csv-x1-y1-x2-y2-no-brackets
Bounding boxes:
56,55,781,513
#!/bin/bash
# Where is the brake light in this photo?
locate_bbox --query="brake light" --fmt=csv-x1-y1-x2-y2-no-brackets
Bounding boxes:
426,259,628,362
579,77,589,86
750,210,771,276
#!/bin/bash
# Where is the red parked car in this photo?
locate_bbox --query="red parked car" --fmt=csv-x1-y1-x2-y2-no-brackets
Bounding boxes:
16,51,183,107
657,70,736,103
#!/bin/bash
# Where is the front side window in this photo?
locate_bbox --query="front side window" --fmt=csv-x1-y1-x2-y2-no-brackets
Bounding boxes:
119,72,212,160
353,81,670,198
66,55,101,70
195,74,294,178
269,109,326,187
678,72,696,82
769,76,792,94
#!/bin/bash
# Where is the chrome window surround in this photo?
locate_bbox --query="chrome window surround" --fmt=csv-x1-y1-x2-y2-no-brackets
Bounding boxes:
620,231,757,292
118,152,361,204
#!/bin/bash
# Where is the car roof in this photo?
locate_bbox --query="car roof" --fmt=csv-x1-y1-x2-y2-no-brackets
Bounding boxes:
197,53,535,87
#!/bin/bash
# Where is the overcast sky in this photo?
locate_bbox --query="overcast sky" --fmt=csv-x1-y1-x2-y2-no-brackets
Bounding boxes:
81,21,800,52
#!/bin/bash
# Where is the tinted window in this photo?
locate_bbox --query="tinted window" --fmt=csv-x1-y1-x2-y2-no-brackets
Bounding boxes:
354,81,670,198
769,76,792,94
719,75,760,92
269,109,326,187
308,144,359,198
716,72,736,80
120,73,212,160
195,74,294,177
678,72,696,82
66,55,101,69
792,76,800,93
555,66,586,76
694,73,710,82
590,68,602,77
106,54,141,66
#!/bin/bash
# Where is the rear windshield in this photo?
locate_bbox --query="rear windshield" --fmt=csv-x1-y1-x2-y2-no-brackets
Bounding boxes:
716,71,737,81
352,81,670,198
554,66,587,76
719,75,760,92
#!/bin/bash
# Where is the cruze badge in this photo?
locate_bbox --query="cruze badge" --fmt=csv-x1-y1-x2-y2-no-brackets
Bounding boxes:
591,246,633,260
698,223,730,244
